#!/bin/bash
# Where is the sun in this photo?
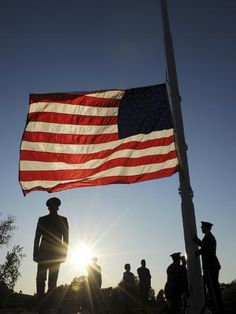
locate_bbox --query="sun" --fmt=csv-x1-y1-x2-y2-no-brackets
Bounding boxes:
68,244,93,272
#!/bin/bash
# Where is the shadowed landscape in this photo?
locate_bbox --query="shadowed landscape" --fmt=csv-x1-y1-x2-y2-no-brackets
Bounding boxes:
1,277,236,313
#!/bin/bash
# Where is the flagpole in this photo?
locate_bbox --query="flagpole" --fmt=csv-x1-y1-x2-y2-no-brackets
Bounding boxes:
160,1,206,313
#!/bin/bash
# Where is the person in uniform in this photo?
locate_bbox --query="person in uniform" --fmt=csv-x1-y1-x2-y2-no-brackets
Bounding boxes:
87,256,102,314
33,197,69,299
164,252,188,314
137,259,151,313
193,221,222,314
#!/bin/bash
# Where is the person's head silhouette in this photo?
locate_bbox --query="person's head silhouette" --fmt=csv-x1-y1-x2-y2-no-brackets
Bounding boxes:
141,259,146,267
170,252,181,263
124,263,131,271
201,221,213,234
46,197,61,214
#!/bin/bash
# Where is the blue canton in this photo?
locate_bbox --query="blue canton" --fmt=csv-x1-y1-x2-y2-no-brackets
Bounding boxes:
118,84,173,139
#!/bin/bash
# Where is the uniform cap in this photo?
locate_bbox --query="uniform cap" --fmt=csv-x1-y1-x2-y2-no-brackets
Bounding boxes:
201,221,213,228
46,197,61,208
170,252,181,258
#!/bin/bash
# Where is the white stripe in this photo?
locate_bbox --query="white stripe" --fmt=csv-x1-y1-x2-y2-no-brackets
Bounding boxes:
21,129,174,154
86,90,124,99
26,121,118,135
29,102,119,116
21,158,178,190
20,143,176,171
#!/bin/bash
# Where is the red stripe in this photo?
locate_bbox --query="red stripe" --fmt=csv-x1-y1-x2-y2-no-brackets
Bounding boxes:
20,136,175,163
23,131,119,144
22,166,179,195
30,94,120,107
20,151,177,181
28,112,117,125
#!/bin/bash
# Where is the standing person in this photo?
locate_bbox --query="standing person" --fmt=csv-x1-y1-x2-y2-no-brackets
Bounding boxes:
87,256,102,314
164,252,188,314
193,221,222,314
123,263,136,313
33,197,69,299
137,259,151,313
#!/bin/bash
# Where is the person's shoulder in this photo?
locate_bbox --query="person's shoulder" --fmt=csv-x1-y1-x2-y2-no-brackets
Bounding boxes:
167,263,174,272
208,233,216,244
209,232,216,239
57,215,68,221
205,233,215,241
167,263,173,269
38,214,50,220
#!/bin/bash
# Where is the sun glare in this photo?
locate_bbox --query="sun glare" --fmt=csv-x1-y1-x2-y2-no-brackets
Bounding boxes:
68,245,93,272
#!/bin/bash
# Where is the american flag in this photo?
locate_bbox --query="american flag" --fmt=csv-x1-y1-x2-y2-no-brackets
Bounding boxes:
19,84,178,195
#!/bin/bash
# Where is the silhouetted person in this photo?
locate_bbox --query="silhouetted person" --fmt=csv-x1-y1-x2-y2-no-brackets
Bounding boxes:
137,259,151,313
156,289,165,305
164,252,188,314
33,197,69,300
193,221,222,314
87,256,102,314
123,263,136,313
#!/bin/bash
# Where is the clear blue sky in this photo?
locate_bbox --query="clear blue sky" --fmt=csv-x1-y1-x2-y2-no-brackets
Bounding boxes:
0,0,236,295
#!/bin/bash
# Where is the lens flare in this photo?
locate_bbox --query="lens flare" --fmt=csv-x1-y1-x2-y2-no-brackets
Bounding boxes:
68,244,93,272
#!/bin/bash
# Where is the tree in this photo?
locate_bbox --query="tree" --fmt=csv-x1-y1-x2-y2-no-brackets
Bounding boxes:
0,214,25,291
0,245,25,290
0,215,15,247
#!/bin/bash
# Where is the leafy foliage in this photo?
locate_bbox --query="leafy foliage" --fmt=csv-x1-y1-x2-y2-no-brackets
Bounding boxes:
0,213,25,308
0,215,15,247
0,245,25,290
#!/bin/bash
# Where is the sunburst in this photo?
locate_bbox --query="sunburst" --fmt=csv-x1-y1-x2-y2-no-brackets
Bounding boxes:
68,244,93,272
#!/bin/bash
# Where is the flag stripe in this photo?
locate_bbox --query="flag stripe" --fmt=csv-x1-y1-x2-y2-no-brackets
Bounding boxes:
28,112,118,126
20,154,178,181
21,130,174,154
30,90,124,104
20,144,177,171
21,166,178,194
20,136,175,163
26,121,118,135
23,131,119,144
21,157,178,182
29,102,119,116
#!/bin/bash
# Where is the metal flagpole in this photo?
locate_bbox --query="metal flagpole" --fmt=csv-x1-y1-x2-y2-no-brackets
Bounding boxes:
160,1,207,313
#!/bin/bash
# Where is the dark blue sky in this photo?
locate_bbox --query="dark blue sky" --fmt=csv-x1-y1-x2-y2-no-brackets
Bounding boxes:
0,0,236,295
